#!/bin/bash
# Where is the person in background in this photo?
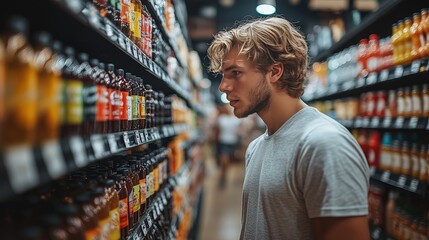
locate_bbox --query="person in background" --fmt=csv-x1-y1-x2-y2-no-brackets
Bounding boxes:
207,16,370,240
215,103,241,188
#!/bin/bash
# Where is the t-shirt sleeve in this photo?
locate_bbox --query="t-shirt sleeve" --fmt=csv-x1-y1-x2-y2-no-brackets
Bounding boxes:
297,128,369,218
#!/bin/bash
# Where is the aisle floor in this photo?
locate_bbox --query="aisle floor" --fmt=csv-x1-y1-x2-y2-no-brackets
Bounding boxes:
197,154,245,240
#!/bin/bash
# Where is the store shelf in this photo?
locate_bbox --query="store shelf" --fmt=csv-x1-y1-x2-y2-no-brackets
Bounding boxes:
337,117,429,130
311,0,427,63
306,58,429,102
145,0,187,68
370,168,427,197
0,124,188,203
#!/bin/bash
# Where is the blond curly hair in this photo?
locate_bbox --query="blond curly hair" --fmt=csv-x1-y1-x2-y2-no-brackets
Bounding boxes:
207,17,308,98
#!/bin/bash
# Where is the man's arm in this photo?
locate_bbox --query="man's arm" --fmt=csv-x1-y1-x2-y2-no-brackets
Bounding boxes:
311,216,370,240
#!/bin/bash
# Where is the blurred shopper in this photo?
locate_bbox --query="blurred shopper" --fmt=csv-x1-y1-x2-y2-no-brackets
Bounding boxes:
215,104,241,188
207,16,370,240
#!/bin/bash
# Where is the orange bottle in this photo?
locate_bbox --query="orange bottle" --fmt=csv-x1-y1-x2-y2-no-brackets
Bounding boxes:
402,17,413,64
411,12,422,61
422,8,429,57
130,0,143,50
0,39,4,141
396,20,406,65
1,15,38,149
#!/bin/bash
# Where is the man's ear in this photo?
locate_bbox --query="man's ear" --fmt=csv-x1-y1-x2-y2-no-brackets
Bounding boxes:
268,63,283,83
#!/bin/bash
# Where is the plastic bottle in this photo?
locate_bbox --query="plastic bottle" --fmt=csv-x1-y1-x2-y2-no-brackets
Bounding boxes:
114,173,129,240
367,34,380,73
403,86,412,118
125,72,133,131
411,12,422,61
136,77,146,129
78,52,96,136
120,0,132,40
357,38,368,77
402,17,413,64
116,69,128,132
95,62,109,134
75,192,100,240
385,191,398,237
422,84,429,117
367,130,381,169
411,85,422,117
396,20,406,65
396,88,405,117
418,8,428,58
130,0,143,50
380,132,393,171
391,23,400,66
422,8,429,57
1,15,38,149
107,63,121,132
418,143,427,182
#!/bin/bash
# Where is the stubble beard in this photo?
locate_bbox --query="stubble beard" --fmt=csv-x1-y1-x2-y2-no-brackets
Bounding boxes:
234,76,271,118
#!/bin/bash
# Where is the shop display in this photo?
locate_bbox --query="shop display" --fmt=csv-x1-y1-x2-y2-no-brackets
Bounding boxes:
0,0,206,239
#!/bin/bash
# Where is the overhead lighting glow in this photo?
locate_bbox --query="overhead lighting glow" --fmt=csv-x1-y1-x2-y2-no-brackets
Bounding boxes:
256,0,276,15
220,93,229,104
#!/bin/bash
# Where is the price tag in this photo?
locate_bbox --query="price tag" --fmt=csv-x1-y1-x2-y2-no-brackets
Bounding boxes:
394,65,404,78
143,55,148,67
410,60,421,74
147,214,153,227
135,131,142,145
4,146,39,193
105,22,113,37
123,132,131,148
382,117,392,128
69,136,87,168
397,175,406,187
356,77,366,87
145,129,151,142
118,35,126,49
395,117,404,128
366,73,377,85
132,45,138,59
138,51,143,63
162,193,167,205
362,118,370,128
141,222,148,235
409,179,419,192
381,171,390,182
126,40,132,55
91,136,105,159
140,132,146,143
107,134,118,153
42,140,67,179
379,69,389,82
149,61,154,72
370,117,380,128
408,117,418,129
152,207,158,219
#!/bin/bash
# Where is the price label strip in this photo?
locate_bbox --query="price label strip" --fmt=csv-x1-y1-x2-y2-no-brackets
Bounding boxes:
382,117,392,129
91,135,106,159
366,73,377,85
410,60,421,74
408,117,418,129
41,140,67,179
135,131,142,145
380,171,390,182
69,136,88,168
107,134,118,153
4,146,39,194
123,132,131,148
394,65,404,79
409,179,419,192
395,117,404,129
140,132,146,143
397,175,406,188
379,69,389,82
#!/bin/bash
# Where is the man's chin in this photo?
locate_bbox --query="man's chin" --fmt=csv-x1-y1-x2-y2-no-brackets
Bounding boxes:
233,108,251,118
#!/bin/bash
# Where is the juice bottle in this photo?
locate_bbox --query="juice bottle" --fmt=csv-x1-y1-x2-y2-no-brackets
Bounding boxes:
396,88,405,117
422,8,429,57
136,77,146,129
391,133,403,175
75,192,100,240
367,130,380,169
403,86,412,118
103,178,120,240
130,0,143,50
129,161,140,224
32,31,61,143
114,174,129,240
380,132,392,171
411,85,422,117
419,144,427,183
391,23,400,66
94,62,109,134
357,38,368,77
418,9,428,58
116,69,128,132
119,168,134,230
402,17,413,64
410,142,420,179
78,52,96,136
410,12,422,61
125,72,133,131
120,0,132,40
422,83,429,117
90,187,110,240
1,15,38,149
137,156,147,215
396,20,405,65
145,84,154,128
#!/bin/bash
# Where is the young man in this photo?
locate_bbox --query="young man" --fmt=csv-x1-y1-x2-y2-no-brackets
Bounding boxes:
207,17,370,240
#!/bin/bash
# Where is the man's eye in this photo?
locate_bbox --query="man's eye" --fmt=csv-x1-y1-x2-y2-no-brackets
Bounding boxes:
232,71,241,76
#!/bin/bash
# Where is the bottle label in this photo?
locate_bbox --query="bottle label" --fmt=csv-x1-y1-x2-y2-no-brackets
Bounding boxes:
423,94,429,115
119,198,129,228
154,166,159,191
391,152,401,172
412,95,421,116
380,150,391,170
146,172,151,197
110,89,122,120
96,85,109,121
133,184,140,212
134,11,142,39
99,216,111,240
83,84,97,120
121,0,130,23
66,79,83,124
128,190,134,216
140,178,146,204
127,95,132,120
110,207,120,240
132,95,140,120
140,96,146,120
120,91,128,120
85,227,101,240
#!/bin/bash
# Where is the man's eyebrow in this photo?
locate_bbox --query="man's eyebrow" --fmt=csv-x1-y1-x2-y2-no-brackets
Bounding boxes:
222,64,241,73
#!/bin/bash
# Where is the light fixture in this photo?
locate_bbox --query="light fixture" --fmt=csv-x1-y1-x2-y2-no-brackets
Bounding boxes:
256,0,276,15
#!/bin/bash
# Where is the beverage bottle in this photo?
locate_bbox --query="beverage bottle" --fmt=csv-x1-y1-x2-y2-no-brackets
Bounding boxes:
390,133,403,175
153,91,159,127
418,143,427,183
75,192,101,240
403,86,412,118
375,90,386,118
411,12,422,61
114,173,129,240
136,156,147,215
78,52,96,136
128,75,140,130
40,213,71,240
107,63,121,132
93,0,107,17
158,92,165,126
367,34,380,73
418,9,428,58
367,130,380,169
400,137,411,176
402,17,413,64
129,161,141,224
136,77,146,129
116,69,129,132
125,72,133,131
0,38,4,141
120,0,132,40
411,85,422,117
95,62,109,134
89,187,110,240
422,8,429,57
1,15,38,149
32,31,61,143
396,20,405,65
380,132,393,171
410,142,420,179
422,83,429,117
391,23,400,66
130,0,143,50
396,88,405,117
357,38,368,77
145,84,154,128
55,203,86,240
103,178,120,240
118,168,134,230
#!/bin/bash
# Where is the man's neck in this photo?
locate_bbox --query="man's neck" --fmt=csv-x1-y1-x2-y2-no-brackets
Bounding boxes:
258,92,307,136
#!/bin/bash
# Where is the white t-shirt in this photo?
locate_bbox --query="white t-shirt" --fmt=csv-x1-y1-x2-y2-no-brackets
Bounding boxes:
218,114,241,145
240,107,369,240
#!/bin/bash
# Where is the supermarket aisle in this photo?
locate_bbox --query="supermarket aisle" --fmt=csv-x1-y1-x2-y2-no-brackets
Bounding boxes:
198,148,245,240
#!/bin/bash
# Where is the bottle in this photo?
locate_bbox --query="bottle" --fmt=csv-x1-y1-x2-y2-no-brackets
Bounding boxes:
422,8,429,57
129,161,141,224
367,130,380,169
422,84,429,117
0,38,4,140
396,20,406,65
107,63,121,132
40,213,70,240
1,15,38,149
55,203,86,240
375,91,386,118
103,178,120,240
410,142,420,179
411,85,422,117
90,187,110,240
120,0,132,40
93,0,107,17
119,168,134,230
62,47,83,137
32,31,61,143
396,88,405,117
400,137,411,176
95,62,109,134
391,23,400,66
145,84,154,128
137,77,146,129
380,132,393,171
78,52,96,136
402,17,413,64
116,69,128,132
418,8,428,58
125,72,133,131
367,34,380,73
418,144,427,182
130,0,143,50
129,75,140,130
403,86,412,118
75,192,100,240
411,12,422,61
137,156,147,215
114,174,129,240
385,191,398,237
391,133,403,175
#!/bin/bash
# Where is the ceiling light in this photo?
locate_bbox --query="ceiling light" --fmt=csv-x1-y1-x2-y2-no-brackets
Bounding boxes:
256,0,276,15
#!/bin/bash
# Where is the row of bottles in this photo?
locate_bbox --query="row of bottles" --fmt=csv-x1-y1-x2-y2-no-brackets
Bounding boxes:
310,83,429,120
0,15,190,151
0,146,173,240
369,184,429,239
354,129,429,183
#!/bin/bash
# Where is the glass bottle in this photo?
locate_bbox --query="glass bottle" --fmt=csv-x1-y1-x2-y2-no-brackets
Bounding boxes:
93,0,107,17
130,75,140,130
144,84,154,128
78,52,96,136
95,62,109,134
1,15,38,149
107,63,121,132
423,8,429,57
402,17,413,64
116,69,128,131
403,86,412,118
367,34,380,73
120,0,132,40
32,31,61,143
137,77,146,129
422,83,429,117
391,23,400,66
130,0,143,50
75,192,100,240
125,72,133,131
411,85,422,117
114,174,129,240
396,88,405,117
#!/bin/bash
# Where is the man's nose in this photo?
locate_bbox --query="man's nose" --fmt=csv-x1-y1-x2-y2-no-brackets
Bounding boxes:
218,78,232,93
